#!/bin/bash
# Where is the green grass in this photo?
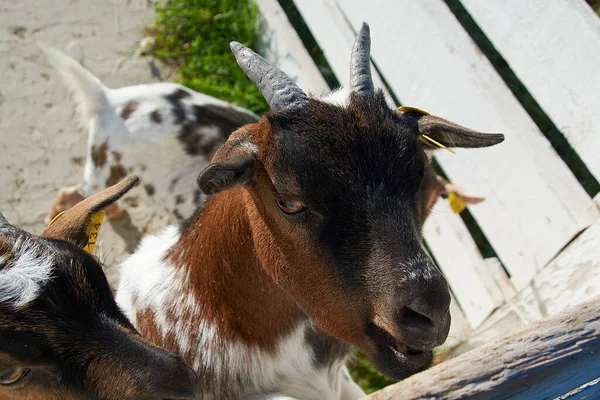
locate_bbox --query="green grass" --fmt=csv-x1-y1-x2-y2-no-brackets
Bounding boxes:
586,0,600,13
152,0,268,115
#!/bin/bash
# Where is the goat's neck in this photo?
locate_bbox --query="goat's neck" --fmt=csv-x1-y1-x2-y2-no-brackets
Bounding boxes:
169,188,304,352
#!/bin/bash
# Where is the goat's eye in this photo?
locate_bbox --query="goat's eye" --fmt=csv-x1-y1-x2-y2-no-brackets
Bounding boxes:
277,199,306,214
0,368,29,385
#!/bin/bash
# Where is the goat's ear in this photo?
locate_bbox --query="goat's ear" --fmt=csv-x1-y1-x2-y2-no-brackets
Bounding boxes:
418,114,504,148
42,176,138,247
401,111,504,149
0,212,10,227
197,134,257,195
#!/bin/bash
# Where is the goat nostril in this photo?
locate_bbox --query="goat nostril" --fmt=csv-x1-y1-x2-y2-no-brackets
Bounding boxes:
401,306,434,330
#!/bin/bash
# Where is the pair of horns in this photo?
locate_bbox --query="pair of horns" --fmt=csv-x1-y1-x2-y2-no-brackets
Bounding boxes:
231,23,373,110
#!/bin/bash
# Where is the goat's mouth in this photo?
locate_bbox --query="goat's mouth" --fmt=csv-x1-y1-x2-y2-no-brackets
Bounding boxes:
366,324,434,380
386,332,425,357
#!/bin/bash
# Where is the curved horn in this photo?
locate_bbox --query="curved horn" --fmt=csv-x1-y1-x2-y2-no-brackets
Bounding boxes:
0,212,9,227
350,23,374,94
230,42,309,111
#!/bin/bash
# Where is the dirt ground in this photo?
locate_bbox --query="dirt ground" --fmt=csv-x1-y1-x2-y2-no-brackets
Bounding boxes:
0,0,174,281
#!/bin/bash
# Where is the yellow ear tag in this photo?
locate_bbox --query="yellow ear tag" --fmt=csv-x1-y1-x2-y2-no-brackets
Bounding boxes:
83,212,105,255
46,210,104,254
397,106,456,154
397,106,430,115
47,210,67,228
447,192,466,214
419,134,456,154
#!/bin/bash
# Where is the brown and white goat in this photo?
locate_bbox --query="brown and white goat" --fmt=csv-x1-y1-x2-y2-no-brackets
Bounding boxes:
39,43,258,225
0,177,198,400
115,24,504,399
40,44,483,228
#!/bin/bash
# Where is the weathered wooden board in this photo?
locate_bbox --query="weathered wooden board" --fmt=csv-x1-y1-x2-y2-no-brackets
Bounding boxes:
424,201,506,327
255,0,330,95
292,0,509,326
448,219,600,358
461,0,600,182
305,0,600,290
363,295,600,399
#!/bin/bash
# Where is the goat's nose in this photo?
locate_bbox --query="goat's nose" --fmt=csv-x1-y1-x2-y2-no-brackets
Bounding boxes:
397,269,451,346
151,353,200,400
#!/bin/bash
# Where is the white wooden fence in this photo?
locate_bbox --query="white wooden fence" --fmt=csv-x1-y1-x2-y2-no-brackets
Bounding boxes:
255,0,600,349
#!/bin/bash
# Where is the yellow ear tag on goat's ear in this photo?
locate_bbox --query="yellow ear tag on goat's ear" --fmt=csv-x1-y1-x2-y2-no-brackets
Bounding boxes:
447,192,466,214
46,210,105,254
419,134,457,154
47,210,67,228
83,212,104,255
397,107,456,154
397,106,430,115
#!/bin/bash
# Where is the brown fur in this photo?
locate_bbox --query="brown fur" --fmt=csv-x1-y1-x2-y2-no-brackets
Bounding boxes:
106,165,127,188
86,359,138,399
91,140,108,167
0,353,79,400
120,101,140,120
167,188,301,352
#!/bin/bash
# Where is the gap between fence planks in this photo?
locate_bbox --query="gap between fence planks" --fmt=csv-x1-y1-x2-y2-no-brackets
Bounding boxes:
363,295,600,400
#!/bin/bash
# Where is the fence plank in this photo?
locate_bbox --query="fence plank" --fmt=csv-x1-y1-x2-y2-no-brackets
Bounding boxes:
309,0,600,289
460,0,600,182
363,295,600,400
444,219,600,359
255,0,330,95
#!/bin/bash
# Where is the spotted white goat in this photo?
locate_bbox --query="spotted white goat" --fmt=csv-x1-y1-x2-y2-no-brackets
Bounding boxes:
0,177,199,400
39,43,258,224
115,24,504,399
40,43,483,228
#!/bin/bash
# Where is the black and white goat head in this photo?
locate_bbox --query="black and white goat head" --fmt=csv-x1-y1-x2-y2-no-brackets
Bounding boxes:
0,177,198,400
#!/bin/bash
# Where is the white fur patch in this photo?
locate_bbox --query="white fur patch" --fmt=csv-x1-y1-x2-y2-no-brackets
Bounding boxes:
319,87,350,107
0,235,54,308
116,226,353,399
